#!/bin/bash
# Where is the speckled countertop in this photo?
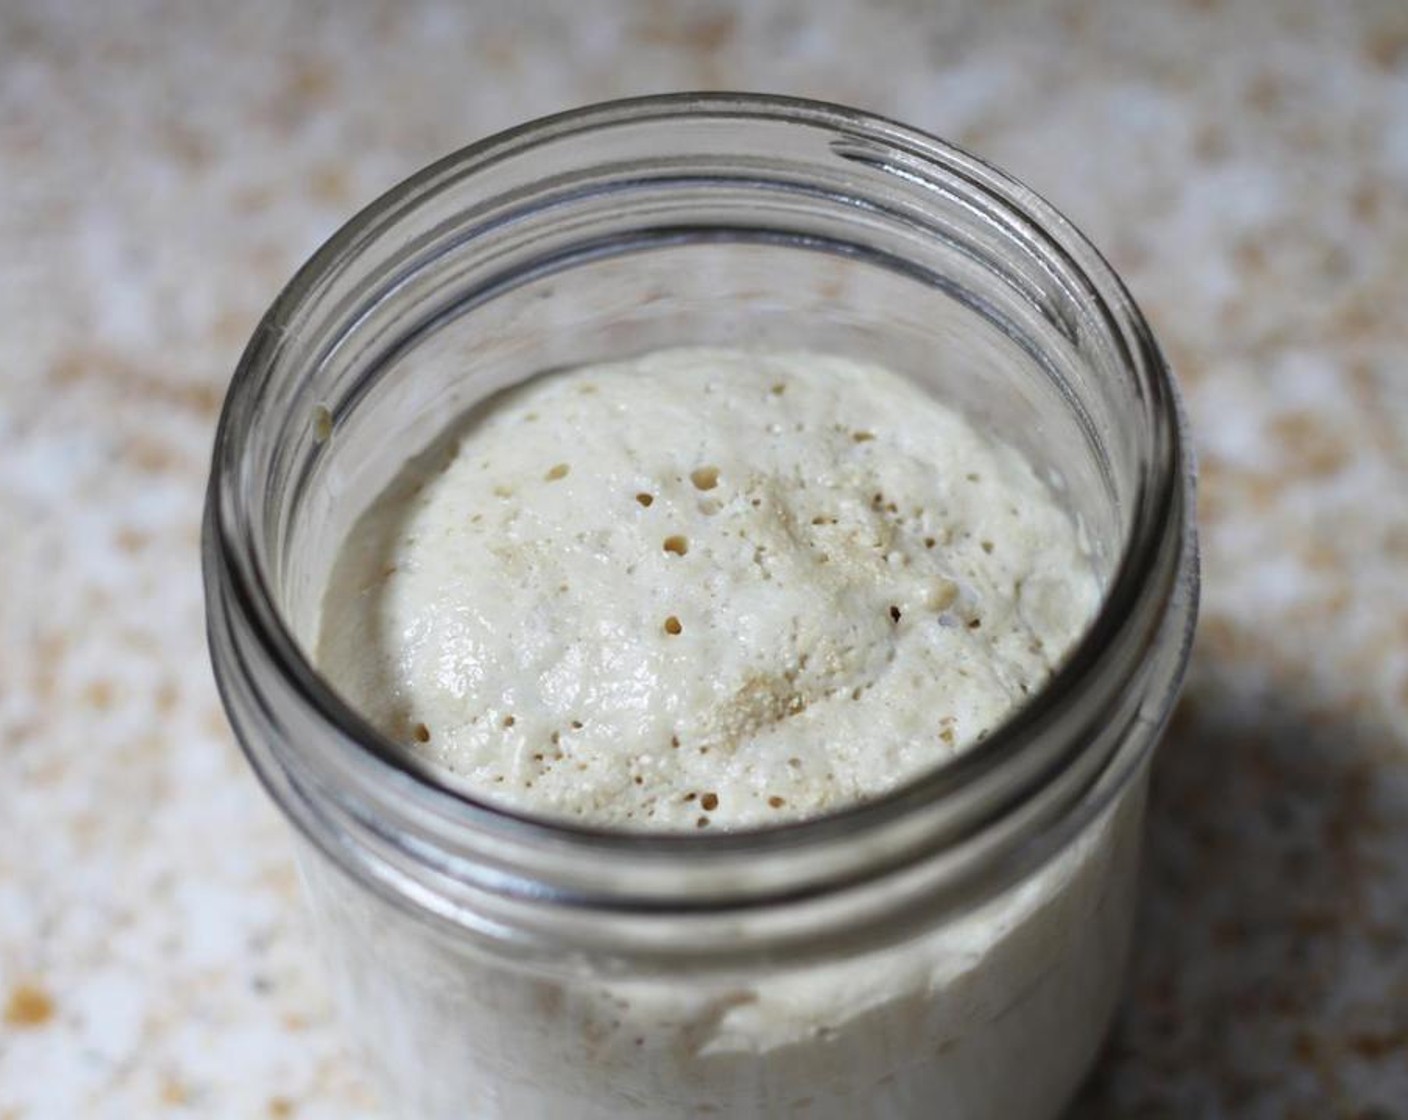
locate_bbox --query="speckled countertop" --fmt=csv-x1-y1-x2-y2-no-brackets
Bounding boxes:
3,1,1407,1116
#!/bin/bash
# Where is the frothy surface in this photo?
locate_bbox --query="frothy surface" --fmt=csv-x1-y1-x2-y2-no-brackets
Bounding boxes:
317,348,1098,829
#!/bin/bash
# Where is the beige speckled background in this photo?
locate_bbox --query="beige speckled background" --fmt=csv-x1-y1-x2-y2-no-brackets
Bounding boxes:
3,1,1407,1116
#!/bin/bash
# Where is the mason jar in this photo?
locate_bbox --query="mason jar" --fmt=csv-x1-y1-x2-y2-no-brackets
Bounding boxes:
203,93,1198,1120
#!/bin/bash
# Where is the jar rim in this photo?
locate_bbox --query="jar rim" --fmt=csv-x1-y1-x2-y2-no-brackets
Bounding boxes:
205,92,1196,935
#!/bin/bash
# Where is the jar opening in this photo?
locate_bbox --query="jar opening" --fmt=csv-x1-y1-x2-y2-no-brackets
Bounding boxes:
205,94,1196,949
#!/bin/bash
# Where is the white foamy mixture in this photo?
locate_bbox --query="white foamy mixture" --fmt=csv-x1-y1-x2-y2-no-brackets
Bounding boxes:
318,348,1098,828
310,348,1127,1120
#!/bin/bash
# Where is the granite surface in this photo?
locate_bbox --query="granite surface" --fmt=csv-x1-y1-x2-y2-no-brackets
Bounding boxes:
3,1,1407,1116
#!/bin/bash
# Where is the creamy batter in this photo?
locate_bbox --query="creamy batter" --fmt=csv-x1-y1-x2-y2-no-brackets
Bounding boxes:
317,348,1098,828
307,348,1125,1120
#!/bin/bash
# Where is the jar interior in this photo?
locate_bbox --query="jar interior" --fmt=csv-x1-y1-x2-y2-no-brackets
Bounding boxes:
206,96,1193,970
272,235,1133,653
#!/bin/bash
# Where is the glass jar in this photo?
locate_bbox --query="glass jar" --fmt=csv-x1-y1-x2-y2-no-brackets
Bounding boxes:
204,94,1197,1120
